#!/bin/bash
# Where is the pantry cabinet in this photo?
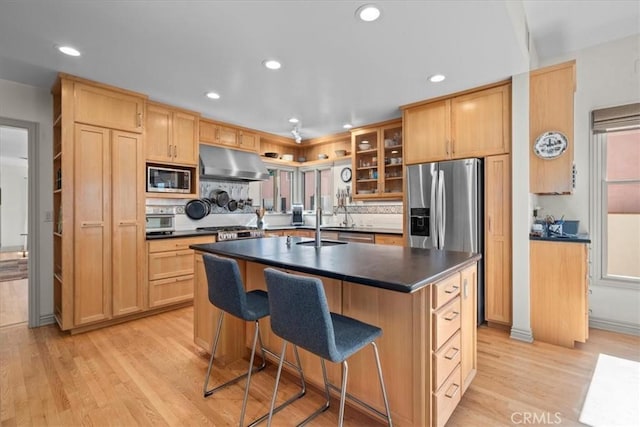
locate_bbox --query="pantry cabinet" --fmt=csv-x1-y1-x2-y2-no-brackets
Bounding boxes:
530,60,576,194
403,82,511,164
484,154,512,326
145,102,199,166
73,80,144,133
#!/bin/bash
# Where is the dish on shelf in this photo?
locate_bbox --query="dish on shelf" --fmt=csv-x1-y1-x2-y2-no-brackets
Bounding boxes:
358,142,372,150
264,152,279,158
533,131,568,159
297,156,306,162
357,189,373,194
317,154,329,159
281,154,294,161
334,149,347,157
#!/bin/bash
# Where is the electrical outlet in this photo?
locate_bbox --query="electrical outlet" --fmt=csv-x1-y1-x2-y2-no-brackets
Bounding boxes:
44,210,53,222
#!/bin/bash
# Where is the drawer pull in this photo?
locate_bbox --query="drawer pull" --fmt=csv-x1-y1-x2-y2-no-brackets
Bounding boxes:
81,221,103,228
445,383,460,399
444,347,459,360
444,285,459,294
444,310,459,321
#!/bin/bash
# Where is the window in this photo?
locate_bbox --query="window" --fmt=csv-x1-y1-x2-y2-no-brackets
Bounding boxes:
592,104,640,285
260,168,294,212
301,168,333,212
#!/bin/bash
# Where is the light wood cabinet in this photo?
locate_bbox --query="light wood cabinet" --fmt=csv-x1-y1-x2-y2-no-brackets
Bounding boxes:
375,233,404,246
147,236,213,308
403,82,511,164
199,118,259,153
145,102,198,166
351,119,403,200
460,265,477,394
530,61,576,194
484,154,512,326
73,81,144,133
530,241,589,348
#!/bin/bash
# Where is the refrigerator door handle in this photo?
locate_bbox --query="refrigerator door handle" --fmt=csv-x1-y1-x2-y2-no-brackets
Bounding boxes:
430,168,438,247
438,170,446,248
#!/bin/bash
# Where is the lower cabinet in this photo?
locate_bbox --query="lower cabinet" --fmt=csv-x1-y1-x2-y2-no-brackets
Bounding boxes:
192,256,478,427
147,236,213,308
530,241,589,348
375,233,405,246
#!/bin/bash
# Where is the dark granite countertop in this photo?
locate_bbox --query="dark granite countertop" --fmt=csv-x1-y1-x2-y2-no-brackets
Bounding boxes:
191,236,480,293
265,225,402,235
530,233,591,243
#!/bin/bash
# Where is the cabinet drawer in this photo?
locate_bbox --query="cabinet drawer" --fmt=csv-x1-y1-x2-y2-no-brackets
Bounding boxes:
149,275,194,308
148,250,194,280
148,236,214,253
432,273,460,309
433,296,461,351
433,365,462,427
433,330,461,391
375,233,404,246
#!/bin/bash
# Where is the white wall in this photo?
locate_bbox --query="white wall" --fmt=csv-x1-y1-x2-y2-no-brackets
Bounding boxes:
0,78,53,324
0,160,28,249
535,35,640,333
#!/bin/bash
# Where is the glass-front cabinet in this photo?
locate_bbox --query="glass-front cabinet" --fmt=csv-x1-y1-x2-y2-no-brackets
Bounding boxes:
351,119,403,200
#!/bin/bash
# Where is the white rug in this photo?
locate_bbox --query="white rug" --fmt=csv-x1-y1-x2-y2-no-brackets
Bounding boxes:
579,353,640,427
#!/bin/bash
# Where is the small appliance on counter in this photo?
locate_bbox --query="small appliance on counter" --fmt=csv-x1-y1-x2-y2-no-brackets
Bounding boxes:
291,204,304,226
146,213,175,235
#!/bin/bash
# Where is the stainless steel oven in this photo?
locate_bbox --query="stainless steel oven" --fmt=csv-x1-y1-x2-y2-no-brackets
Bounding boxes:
146,214,175,234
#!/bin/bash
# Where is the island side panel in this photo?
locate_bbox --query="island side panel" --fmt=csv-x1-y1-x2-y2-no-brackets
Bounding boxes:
343,281,430,427
194,253,246,364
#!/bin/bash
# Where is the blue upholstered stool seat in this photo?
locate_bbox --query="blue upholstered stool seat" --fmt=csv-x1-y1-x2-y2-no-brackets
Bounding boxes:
264,267,392,427
202,255,305,427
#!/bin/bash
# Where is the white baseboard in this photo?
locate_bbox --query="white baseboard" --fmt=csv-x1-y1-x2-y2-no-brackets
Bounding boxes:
510,327,534,343
590,316,640,336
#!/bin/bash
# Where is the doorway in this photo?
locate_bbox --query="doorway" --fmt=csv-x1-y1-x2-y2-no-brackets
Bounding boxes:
0,118,37,328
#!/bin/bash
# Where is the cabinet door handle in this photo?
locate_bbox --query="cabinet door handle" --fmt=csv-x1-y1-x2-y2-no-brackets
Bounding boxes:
444,346,459,360
137,112,142,128
445,140,450,155
463,278,468,298
444,310,459,321
81,221,104,228
451,138,455,155
445,383,460,399
168,144,172,157
173,145,177,158
118,221,137,226
216,128,220,141
488,216,492,233
444,285,459,294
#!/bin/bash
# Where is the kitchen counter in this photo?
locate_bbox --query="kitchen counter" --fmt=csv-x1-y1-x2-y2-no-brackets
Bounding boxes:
265,225,403,235
529,233,591,243
191,236,479,293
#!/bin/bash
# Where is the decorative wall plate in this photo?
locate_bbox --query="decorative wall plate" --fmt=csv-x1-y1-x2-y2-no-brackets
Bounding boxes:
533,131,568,159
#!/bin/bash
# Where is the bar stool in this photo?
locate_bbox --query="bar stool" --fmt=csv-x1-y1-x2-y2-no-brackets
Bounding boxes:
263,268,393,427
202,255,306,427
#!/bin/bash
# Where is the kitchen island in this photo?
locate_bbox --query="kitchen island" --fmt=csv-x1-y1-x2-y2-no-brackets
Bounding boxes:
191,237,480,427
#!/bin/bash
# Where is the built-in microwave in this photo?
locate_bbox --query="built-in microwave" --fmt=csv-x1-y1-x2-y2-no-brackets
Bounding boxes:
147,165,191,193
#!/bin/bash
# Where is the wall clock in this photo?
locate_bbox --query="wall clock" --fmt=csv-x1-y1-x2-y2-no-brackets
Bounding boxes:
340,167,352,182
533,131,568,159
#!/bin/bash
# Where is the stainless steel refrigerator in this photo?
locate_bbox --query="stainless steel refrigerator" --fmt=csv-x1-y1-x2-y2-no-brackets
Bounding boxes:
406,158,484,324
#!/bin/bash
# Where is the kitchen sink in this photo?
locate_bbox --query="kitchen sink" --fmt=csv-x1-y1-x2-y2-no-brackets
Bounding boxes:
296,240,347,247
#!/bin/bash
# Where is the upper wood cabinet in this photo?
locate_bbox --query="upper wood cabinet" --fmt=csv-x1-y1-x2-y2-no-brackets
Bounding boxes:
351,119,403,200
199,118,259,153
74,81,145,133
145,102,199,166
403,82,511,164
530,61,576,194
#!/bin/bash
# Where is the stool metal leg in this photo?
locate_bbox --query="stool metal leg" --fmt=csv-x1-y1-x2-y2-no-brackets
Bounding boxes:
203,315,266,398
371,342,393,427
298,358,331,427
239,319,262,427
267,340,288,427
337,361,348,427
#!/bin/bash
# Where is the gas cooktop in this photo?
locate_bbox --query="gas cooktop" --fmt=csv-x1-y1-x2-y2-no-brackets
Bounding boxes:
197,226,264,241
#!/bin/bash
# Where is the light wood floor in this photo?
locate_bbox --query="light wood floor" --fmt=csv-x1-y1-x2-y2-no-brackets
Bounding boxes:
1,307,638,426
0,251,28,328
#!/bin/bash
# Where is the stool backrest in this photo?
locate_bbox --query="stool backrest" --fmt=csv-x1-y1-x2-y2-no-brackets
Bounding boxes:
203,254,249,319
264,268,338,361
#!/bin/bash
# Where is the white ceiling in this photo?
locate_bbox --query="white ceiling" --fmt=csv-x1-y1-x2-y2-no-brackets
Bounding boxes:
0,1,638,141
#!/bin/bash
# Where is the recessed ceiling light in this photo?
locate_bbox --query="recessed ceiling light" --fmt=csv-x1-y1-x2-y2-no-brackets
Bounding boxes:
429,74,446,83
263,59,281,70
205,91,220,99
343,124,353,129
289,117,299,124
57,45,81,57
356,4,381,22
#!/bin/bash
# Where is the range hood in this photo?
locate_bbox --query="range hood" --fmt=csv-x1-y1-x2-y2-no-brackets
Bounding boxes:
199,144,270,181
